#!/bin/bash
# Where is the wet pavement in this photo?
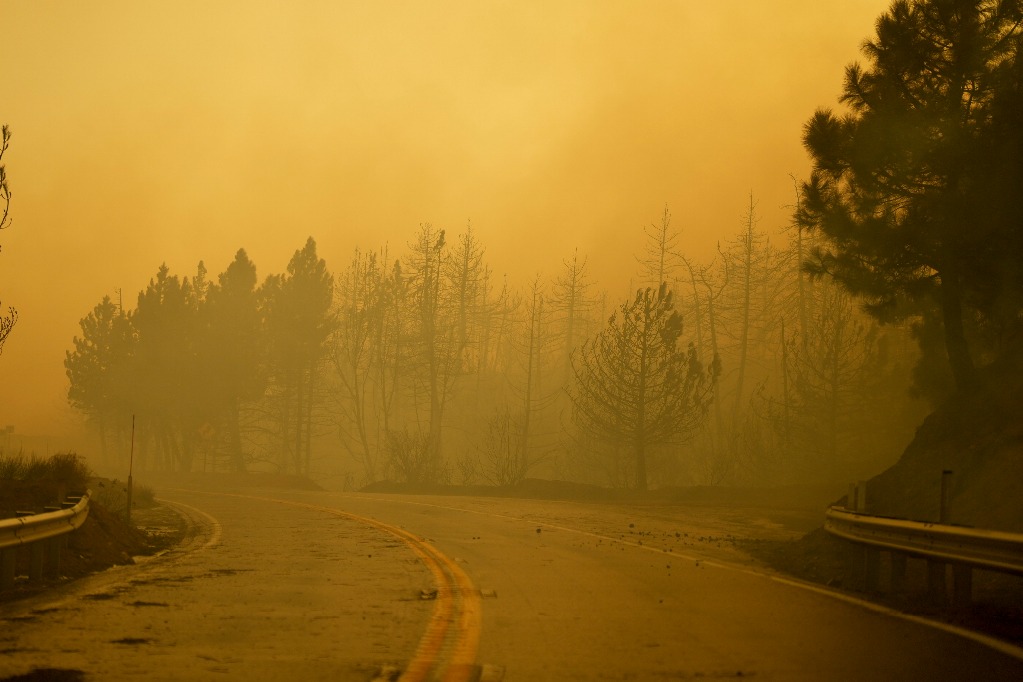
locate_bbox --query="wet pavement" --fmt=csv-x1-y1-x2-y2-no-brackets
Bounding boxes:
0,491,433,680
3,487,1023,681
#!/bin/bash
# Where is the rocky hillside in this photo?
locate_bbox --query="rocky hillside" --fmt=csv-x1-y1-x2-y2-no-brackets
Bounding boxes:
866,348,1023,532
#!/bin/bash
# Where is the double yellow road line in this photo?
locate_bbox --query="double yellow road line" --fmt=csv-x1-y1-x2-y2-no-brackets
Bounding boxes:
197,492,483,681
375,514,482,682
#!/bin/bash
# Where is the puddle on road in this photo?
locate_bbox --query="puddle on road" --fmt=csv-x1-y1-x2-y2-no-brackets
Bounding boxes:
110,637,152,646
0,668,85,681
206,568,256,576
126,600,170,608
129,575,193,586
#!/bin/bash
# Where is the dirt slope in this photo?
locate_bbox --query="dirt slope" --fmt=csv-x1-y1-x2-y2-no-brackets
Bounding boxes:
866,349,1023,531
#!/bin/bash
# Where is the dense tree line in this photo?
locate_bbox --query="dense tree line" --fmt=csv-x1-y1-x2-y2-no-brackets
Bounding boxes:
65,204,931,492
66,212,925,490
66,240,334,476
67,0,1016,489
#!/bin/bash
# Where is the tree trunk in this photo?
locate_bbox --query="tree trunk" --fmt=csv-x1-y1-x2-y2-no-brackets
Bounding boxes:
635,305,650,492
229,396,246,473
280,387,292,474
781,319,790,446
704,281,725,461
732,201,754,431
98,412,109,470
940,267,976,391
294,370,304,475
635,438,648,491
305,363,314,477
828,320,842,460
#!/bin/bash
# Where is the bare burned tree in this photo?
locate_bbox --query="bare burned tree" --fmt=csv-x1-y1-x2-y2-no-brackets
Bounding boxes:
551,249,596,390
636,204,683,288
0,125,16,354
329,248,386,481
476,408,530,486
0,125,10,234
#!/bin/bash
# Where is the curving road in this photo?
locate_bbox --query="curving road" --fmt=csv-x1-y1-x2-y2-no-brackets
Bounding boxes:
2,487,1023,681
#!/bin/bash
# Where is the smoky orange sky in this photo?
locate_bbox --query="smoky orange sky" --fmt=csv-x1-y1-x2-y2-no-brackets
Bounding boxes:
0,1,891,444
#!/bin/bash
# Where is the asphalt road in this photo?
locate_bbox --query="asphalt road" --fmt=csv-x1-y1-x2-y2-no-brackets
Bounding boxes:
3,487,1023,681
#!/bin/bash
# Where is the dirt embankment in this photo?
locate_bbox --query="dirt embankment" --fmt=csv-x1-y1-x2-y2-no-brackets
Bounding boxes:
866,353,1023,531
747,349,1023,644
0,479,176,603
1,471,326,603
8,386,1022,639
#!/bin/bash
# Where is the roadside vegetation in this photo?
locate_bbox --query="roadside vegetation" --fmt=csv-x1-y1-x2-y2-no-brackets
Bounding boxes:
0,452,168,602
0,452,91,517
63,208,927,492
0,450,157,520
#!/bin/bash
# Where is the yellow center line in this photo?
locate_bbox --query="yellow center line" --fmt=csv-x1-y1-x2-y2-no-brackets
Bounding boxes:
441,551,483,682
164,490,482,680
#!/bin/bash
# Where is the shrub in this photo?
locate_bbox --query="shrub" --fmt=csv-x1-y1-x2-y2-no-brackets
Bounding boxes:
0,451,91,490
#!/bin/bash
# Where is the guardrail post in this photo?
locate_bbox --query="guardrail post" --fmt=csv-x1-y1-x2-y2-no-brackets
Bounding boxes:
864,547,881,592
847,481,867,513
45,537,62,578
952,564,972,608
927,560,947,605
29,543,45,582
0,548,15,590
1,491,92,591
826,502,1023,608
889,552,907,595
126,474,134,525
940,470,953,524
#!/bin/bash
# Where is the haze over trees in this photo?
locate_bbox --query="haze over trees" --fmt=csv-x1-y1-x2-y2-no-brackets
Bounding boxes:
65,241,334,476
569,284,716,491
64,203,926,490
62,0,1020,491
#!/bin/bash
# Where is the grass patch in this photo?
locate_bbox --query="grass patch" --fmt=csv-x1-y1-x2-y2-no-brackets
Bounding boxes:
0,452,91,489
90,480,157,515
0,452,92,516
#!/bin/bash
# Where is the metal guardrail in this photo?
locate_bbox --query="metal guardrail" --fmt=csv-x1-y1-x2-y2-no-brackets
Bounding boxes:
0,490,92,589
824,505,1023,605
825,506,1023,575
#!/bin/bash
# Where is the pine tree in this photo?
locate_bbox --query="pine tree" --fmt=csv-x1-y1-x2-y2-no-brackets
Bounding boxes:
205,248,263,472
798,0,1023,392
269,237,334,476
65,296,135,466
569,284,716,490
132,264,202,470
